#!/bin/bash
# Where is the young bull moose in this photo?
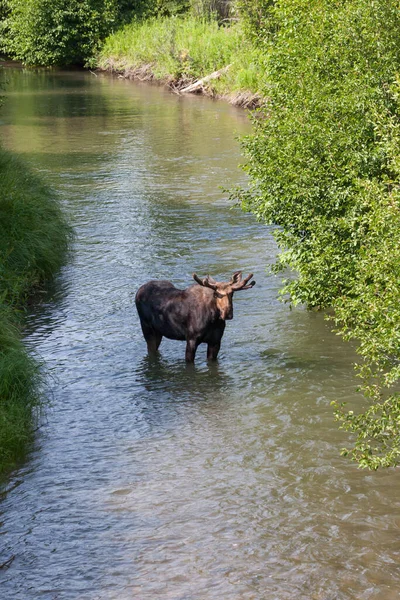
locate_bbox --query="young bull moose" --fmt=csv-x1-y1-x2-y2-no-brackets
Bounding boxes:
135,271,256,362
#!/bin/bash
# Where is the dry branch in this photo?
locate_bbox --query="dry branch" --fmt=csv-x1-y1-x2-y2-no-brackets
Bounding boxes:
180,64,232,94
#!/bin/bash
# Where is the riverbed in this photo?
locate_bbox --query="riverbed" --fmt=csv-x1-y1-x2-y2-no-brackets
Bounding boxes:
1,67,399,600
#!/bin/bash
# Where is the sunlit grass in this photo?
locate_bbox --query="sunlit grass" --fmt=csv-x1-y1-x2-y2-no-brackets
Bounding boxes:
98,17,263,96
0,147,71,474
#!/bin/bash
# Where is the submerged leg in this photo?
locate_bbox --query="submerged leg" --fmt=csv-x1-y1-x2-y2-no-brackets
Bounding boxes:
141,324,162,355
146,332,162,354
185,338,200,363
207,341,221,361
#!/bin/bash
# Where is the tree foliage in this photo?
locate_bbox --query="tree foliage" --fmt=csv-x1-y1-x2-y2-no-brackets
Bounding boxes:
233,0,275,39
191,0,231,21
236,0,400,468
0,0,118,66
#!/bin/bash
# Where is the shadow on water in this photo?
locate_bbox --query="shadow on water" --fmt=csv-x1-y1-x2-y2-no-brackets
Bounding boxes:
126,354,236,438
24,273,71,339
136,354,233,400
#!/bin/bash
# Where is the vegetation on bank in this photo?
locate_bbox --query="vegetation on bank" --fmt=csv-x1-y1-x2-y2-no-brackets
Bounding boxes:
97,17,262,105
0,147,71,474
235,0,400,469
0,0,230,67
0,1,262,104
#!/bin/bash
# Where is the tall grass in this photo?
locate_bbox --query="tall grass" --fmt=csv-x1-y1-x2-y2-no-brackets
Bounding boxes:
0,305,41,471
0,148,70,304
0,147,71,474
97,17,263,98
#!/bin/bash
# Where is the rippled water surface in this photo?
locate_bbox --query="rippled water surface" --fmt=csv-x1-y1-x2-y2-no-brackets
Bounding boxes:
1,67,400,600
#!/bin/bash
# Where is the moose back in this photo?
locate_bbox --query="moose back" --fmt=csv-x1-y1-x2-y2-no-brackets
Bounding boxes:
135,271,255,362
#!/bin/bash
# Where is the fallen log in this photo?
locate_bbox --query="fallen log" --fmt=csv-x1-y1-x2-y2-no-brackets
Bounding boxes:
180,64,232,94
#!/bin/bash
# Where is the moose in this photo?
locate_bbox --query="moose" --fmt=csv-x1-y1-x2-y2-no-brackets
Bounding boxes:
135,271,255,363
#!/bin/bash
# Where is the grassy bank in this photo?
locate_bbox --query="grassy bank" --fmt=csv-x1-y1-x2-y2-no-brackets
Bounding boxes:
97,17,263,107
0,147,71,474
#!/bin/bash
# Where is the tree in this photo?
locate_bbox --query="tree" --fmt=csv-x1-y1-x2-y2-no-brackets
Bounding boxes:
233,0,275,38
1,0,118,66
236,0,400,468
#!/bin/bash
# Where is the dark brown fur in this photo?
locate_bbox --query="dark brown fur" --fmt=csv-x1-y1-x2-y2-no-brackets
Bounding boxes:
135,272,255,362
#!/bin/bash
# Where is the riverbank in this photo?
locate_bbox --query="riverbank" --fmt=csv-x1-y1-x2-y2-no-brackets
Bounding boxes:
0,147,71,474
96,17,263,108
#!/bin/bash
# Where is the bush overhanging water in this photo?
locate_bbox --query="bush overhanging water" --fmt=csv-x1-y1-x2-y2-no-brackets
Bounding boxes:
235,0,400,469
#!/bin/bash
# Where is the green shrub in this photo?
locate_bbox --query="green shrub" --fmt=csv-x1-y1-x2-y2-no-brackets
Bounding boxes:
236,0,400,468
233,0,275,40
1,0,118,66
156,0,190,15
191,0,231,21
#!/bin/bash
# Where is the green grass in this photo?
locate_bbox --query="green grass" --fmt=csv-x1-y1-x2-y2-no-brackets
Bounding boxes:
0,305,41,472
97,17,263,98
0,147,71,474
0,148,70,305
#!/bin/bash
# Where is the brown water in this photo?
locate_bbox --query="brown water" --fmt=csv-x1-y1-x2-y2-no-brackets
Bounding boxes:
0,67,399,600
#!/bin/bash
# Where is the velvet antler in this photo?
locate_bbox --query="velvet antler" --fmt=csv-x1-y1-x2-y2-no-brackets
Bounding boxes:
193,273,218,290
231,272,255,291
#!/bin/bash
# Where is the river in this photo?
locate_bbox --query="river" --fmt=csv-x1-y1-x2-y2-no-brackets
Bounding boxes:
1,66,399,600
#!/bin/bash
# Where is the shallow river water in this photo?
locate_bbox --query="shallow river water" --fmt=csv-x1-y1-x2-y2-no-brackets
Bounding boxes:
1,67,400,600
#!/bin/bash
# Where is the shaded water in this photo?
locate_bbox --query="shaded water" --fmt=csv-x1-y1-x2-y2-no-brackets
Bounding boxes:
1,67,400,600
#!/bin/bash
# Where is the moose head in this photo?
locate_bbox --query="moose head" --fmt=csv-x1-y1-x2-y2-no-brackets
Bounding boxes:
192,271,256,320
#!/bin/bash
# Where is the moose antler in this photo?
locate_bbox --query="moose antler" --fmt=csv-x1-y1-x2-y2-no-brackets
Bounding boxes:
230,271,243,284
193,273,218,290
231,272,255,291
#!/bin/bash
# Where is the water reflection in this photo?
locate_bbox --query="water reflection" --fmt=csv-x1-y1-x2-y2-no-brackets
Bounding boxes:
136,354,233,398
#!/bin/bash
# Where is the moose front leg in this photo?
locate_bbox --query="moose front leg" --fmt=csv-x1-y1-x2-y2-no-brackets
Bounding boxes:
185,338,200,363
206,323,224,362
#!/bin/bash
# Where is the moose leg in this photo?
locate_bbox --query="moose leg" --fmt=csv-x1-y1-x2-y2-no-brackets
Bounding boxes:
141,324,162,354
207,325,224,361
207,341,221,361
185,338,200,363
147,333,162,354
